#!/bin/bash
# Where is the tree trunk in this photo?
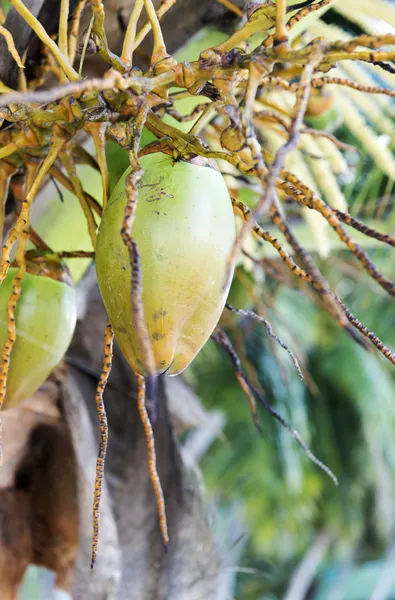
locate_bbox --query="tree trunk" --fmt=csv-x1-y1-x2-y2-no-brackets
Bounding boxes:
67,272,221,599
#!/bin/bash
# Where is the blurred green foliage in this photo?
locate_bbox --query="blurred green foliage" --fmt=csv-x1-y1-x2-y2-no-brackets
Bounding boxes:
187,267,395,597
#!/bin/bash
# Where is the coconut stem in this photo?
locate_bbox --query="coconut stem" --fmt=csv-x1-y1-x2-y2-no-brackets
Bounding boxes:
0,160,41,466
91,320,114,568
135,371,169,550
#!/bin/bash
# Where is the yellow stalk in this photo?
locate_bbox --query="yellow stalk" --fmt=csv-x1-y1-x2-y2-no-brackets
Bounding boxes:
0,24,24,69
58,0,69,56
68,0,86,64
9,0,79,81
0,81,13,93
0,143,18,160
143,0,167,62
133,0,176,51
121,0,144,67
265,126,331,258
339,61,391,109
0,136,66,285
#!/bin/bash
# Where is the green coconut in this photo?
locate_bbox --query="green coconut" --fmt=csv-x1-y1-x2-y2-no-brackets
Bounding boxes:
96,152,236,376
0,252,77,409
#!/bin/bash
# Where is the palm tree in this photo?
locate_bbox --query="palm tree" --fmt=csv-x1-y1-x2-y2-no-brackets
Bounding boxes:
0,1,394,599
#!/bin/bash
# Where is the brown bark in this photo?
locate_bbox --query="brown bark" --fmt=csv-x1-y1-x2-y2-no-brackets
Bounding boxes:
0,383,79,597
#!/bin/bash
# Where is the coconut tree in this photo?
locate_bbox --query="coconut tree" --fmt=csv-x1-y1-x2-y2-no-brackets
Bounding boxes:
0,1,394,599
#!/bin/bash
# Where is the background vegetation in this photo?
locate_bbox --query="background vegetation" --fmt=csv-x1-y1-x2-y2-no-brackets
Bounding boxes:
183,3,395,598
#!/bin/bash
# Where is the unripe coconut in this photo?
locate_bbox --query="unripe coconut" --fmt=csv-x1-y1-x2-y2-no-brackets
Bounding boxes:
96,152,236,376
0,251,77,409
